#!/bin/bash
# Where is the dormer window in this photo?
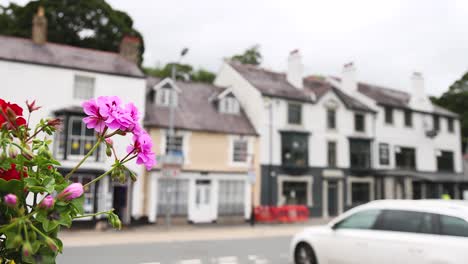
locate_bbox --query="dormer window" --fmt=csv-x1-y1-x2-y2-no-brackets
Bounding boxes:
219,96,240,114
156,87,177,107
153,79,180,107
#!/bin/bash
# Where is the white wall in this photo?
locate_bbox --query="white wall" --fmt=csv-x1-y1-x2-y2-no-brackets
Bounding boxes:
373,104,462,173
0,60,147,218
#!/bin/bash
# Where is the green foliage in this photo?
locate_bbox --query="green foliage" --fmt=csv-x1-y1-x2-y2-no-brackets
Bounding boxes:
144,63,216,83
0,104,125,263
432,71,468,151
0,0,145,65
231,44,262,66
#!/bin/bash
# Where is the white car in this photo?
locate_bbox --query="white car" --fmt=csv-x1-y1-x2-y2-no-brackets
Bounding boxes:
290,200,468,264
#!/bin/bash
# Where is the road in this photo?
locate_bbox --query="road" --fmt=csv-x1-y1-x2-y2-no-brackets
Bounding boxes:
57,235,292,264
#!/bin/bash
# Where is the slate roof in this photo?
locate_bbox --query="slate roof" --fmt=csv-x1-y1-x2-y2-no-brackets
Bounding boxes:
0,35,144,78
328,76,458,118
304,76,375,113
228,62,313,102
229,62,373,112
145,77,257,136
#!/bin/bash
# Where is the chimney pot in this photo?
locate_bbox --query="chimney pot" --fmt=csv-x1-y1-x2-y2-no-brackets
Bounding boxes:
287,49,303,89
32,7,47,45
120,35,141,65
341,62,357,93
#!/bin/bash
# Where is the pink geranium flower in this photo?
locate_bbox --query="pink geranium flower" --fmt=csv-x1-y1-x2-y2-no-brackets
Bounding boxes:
97,96,123,130
127,129,156,171
4,193,17,207
82,99,106,133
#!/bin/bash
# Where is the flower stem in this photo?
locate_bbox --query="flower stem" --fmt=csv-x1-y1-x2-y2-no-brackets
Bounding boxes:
74,210,113,219
83,167,115,188
64,137,103,180
29,224,49,240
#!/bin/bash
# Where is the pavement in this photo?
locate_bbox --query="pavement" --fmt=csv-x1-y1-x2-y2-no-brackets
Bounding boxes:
58,236,293,264
59,218,331,247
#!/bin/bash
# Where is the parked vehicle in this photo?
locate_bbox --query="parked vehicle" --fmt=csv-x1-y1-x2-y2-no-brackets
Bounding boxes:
290,200,468,264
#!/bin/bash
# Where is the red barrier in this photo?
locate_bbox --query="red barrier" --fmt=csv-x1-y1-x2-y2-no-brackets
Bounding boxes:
254,205,309,223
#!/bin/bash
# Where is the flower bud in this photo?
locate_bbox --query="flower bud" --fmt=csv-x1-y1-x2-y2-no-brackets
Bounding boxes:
22,242,32,257
105,138,113,146
106,146,112,157
21,149,34,160
46,118,62,130
8,147,18,158
4,194,17,207
57,183,84,201
26,100,41,113
5,107,17,122
45,237,58,252
12,235,23,247
39,195,54,210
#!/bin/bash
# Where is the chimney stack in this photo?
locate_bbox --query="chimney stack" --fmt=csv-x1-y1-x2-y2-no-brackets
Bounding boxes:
119,36,141,65
409,72,432,111
341,62,357,93
32,6,47,45
287,49,303,89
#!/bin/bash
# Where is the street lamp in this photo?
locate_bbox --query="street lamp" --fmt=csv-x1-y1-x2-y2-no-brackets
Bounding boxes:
165,47,189,228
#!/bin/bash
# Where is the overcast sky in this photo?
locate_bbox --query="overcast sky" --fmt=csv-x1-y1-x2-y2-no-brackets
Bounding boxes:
2,0,468,96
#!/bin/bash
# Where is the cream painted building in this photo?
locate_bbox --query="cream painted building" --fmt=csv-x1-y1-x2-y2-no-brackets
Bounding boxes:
143,77,259,224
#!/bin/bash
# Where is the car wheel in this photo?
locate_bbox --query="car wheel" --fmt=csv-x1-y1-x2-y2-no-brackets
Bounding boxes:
294,242,317,264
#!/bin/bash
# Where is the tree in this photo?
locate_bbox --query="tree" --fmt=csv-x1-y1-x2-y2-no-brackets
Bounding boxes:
0,0,144,64
144,63,216,83
231,44,262,66
432,71,468,152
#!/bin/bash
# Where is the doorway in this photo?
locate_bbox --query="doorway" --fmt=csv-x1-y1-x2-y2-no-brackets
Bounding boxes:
113,185,128,222
191,180,213,223
327,181,339,217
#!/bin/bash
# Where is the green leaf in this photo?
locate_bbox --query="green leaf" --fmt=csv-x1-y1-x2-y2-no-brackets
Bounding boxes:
42,220,59,233
0,179,24,197
70,195,85,215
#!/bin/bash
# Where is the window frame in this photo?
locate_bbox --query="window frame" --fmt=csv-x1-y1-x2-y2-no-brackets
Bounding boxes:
231,137,249,164
281,132,309,168
287,102,302,125
379,143,390,165
65,116,100,161
327,141,337,168
327,108,336,130
436,150,454,172
354,113,365,132
395,146,416,170
447,117,454,133
73,75,95,100
384,106,393,125
404,109,412,127
433,115,440,131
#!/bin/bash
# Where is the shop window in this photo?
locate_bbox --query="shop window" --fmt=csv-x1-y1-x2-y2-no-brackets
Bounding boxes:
281,132,309,168
218,180,245,216
282,181,308,206
157,179,189,216
351,182,371,205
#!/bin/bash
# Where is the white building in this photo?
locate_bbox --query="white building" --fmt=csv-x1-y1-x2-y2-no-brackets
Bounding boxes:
327,63,466,201
0,9,147,224
215,50,466,218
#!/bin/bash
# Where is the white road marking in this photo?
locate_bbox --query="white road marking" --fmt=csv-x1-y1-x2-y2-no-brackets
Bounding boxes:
139,262,160,264
179,259,202,264
217,256,238,264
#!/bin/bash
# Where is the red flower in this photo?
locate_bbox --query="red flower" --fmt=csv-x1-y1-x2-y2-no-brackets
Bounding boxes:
0,99,26,129
0,164,28,181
